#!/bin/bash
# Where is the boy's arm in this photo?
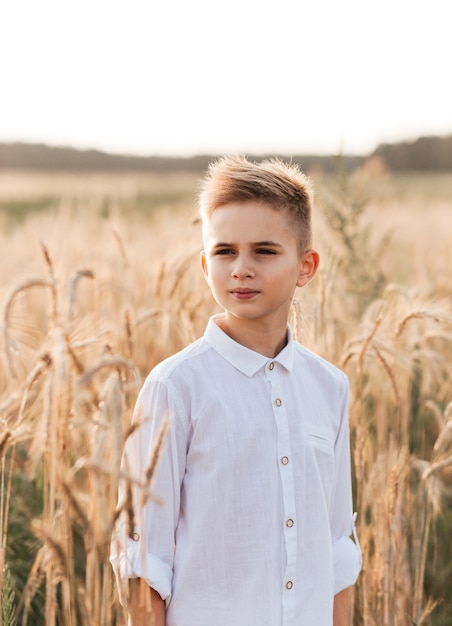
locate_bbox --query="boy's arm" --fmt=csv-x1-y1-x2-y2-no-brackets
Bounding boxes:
330,377,362,594
128,578,166,626
333,587,349,626
111,378,187,613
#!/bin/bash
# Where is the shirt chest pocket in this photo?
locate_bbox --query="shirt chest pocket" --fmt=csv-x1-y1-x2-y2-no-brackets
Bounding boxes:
306,431,335,508
307,431,334,454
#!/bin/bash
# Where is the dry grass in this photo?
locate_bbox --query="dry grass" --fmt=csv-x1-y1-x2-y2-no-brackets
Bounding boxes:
0,169,451,625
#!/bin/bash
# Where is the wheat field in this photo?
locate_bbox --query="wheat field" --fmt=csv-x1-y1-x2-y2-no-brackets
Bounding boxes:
0,166,451,625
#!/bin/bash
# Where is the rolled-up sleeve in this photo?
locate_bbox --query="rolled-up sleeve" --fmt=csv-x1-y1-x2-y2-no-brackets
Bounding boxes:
332,513,362,593
110,375,189,606
331,377,362,594
110,538,173,605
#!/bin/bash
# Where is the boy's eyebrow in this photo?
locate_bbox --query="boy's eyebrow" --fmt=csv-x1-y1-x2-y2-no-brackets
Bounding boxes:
254,241,283,247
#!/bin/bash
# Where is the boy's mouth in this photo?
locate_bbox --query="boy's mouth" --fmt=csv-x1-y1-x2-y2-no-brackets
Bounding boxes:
230,288,259,299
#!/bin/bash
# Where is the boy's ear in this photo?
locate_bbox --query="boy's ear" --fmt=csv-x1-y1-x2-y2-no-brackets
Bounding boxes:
200,250,209,282
296,248,320,287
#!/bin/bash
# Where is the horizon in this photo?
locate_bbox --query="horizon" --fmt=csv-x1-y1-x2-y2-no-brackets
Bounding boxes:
3,130,451,161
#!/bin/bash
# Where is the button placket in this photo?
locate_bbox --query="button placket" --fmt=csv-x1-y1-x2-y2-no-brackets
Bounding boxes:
269,370,297,619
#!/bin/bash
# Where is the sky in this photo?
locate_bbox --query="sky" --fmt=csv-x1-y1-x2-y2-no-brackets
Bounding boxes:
1,0,451,157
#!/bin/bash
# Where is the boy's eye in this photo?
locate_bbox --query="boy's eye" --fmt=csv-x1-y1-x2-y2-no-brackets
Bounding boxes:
214,248,234,255
256,248,277,255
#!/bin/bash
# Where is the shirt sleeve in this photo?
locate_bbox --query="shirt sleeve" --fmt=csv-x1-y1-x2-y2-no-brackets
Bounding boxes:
330,375,362,594
110,375,189,606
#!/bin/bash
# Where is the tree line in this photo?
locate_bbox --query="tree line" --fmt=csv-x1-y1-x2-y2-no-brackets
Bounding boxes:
0,134,451,172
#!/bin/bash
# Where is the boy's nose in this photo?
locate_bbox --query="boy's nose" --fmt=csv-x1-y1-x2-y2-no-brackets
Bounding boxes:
231,258,255,279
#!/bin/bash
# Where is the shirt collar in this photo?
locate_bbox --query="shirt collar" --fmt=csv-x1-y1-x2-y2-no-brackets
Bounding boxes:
204,315,295,377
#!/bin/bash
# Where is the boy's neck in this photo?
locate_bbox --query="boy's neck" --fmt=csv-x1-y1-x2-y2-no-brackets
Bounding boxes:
215,313,289,358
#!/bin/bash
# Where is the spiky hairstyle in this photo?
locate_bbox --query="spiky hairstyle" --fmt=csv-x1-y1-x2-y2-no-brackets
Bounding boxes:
198,155,314,253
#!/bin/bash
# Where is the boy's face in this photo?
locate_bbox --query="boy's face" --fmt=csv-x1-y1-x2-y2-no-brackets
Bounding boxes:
201,201,319,328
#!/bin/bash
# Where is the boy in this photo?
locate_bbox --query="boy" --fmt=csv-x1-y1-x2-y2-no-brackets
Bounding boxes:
111,156,362,626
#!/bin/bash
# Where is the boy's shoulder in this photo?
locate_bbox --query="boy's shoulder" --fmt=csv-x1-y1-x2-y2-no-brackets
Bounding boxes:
293,341,349,386
147,335,210,382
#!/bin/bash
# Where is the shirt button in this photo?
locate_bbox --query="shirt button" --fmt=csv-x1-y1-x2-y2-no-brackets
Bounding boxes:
286,581,293,590
275,398,282,407
131,532,140,541
269,362,275,370
281,456,289,465
286,519,294,528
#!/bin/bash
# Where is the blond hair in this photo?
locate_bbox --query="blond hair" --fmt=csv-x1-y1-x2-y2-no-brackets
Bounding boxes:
198,155,314,253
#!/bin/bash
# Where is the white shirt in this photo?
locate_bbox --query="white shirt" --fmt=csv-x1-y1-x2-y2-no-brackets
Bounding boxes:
111,315,362,626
